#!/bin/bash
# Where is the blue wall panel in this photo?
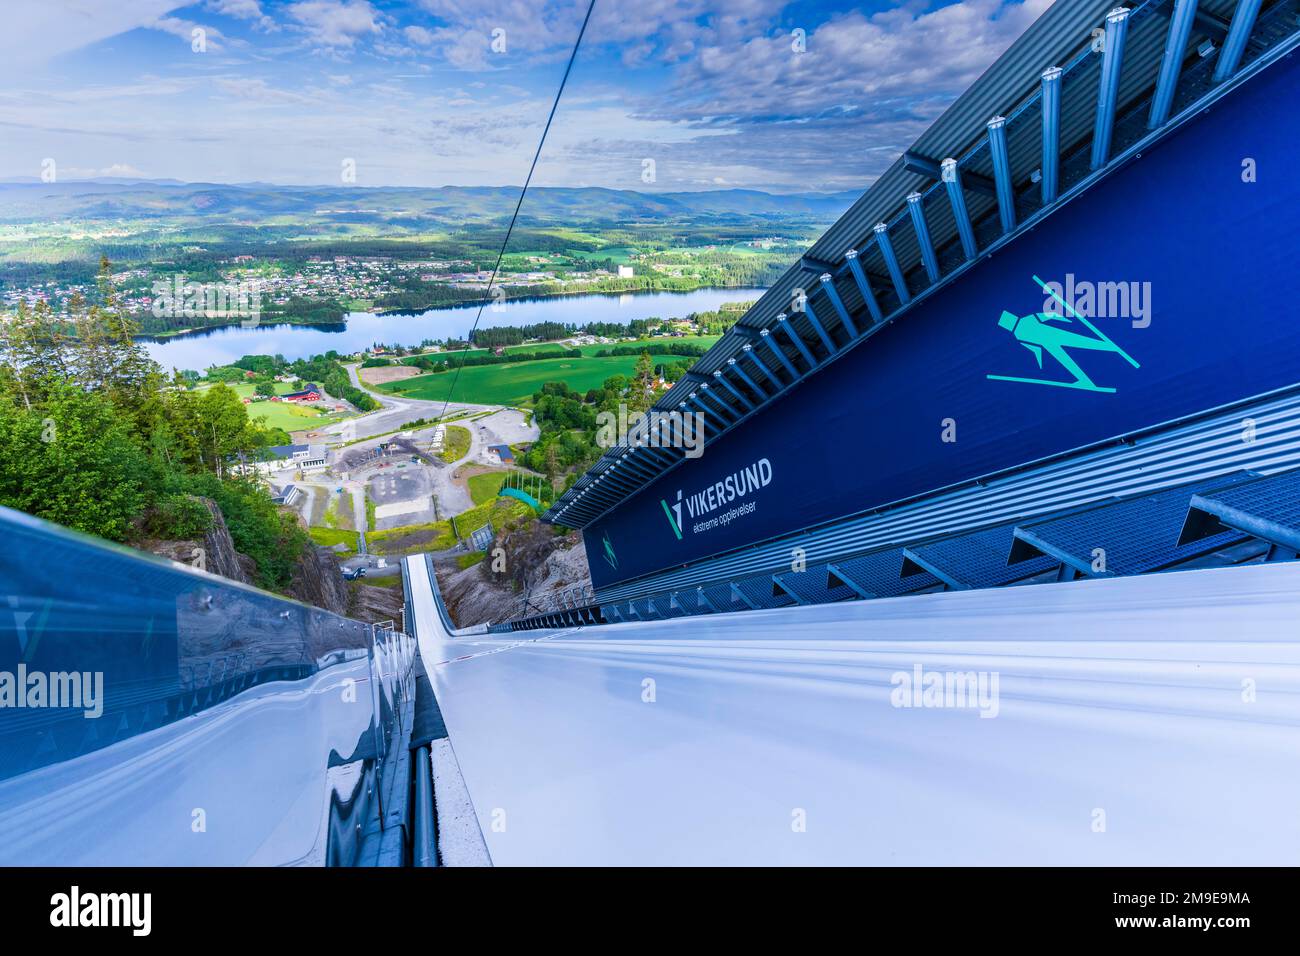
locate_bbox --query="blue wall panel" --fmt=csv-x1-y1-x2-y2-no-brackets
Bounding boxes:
588,51,1300,589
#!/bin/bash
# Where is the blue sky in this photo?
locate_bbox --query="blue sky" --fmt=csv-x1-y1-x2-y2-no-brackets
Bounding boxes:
0,0,1053,192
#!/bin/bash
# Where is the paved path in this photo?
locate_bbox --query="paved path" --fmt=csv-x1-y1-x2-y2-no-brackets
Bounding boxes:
316,364,487,442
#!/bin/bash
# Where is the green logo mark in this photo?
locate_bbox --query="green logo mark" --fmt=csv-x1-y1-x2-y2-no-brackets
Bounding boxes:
987,275,1140,393
660,491,683,541
602,530,619,569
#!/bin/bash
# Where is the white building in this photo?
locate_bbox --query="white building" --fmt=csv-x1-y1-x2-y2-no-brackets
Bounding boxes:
236,444,329,476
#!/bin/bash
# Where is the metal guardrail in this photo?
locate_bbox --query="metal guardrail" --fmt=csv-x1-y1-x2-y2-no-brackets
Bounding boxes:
493,584,602,632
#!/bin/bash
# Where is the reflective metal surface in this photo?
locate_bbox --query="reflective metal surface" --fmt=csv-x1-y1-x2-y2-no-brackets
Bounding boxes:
0,505,414,865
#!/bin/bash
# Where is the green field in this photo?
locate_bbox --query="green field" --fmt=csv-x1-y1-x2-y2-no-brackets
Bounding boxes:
208,381,352,432
398,343,563,367
467,471,508,505
573,334,720,356
379,334,722,406
383,355,642,405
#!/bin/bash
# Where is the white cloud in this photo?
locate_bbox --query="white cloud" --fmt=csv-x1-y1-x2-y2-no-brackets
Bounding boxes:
208,0,278,31
214,76,312,104
403,25,436,46
287,0,383,49
654,0,1054,123
0,1,182,69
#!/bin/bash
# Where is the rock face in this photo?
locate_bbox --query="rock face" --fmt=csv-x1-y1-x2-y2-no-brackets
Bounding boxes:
436,523,592,628
144,496,350,618
199,498,257,584
288,544,350,616
145,496,255,584
349,581,405,625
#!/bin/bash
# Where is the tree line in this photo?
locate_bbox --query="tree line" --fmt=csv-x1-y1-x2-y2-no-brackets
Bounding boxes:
0,258,311,589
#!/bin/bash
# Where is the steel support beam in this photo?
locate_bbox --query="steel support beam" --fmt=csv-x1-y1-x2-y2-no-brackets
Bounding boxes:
740,343,781,388
987,116,1016,233
758,327,800,378
818,273,858,338
730,583,758,610
843,250,884,325
642,444,677,469
776,314,818,369
901,150,997,197
799,255,838,275
712,369,755,412
772,574,807,606
905,192,940,285
1149,0,1197,128
940,159,978,260
800,299,836,356
1213,0,1263,82
695,384,738,421
617,451,657,482
726,357,765,399
1040,66,1062,203
1091,7,1131,171
825,563,872,600
873,222,911,305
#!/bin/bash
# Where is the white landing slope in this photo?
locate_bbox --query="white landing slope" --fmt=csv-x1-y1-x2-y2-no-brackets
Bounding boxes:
405,556,1300,866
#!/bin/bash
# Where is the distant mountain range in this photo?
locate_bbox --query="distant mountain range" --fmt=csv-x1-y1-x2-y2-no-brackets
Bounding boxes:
0,180,860,226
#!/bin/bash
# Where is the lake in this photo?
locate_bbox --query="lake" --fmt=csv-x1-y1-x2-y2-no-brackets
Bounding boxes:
141,287,767,370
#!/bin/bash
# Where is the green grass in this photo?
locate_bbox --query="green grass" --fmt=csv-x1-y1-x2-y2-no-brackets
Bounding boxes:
248,402,347,433
400,348,490,365
384,355,646,406
367,520,457,555
358,575,404,590
456,551,485,570
453,498,529,532
385,337,720,407
308,526,358,556
467,471,508,506
440,425,471,463
370,498,529,557
572,334,720,357
211,380,352,432
364,492,376,531
565,244,636,263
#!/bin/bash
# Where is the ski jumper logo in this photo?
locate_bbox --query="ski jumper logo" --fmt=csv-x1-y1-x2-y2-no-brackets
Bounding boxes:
988,275,1139,393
